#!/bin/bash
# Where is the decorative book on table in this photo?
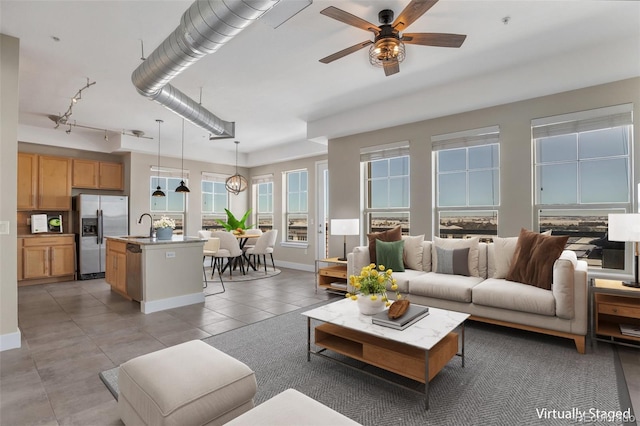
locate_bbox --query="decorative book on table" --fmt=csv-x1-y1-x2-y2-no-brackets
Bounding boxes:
372,304,429,330
619,324,640,338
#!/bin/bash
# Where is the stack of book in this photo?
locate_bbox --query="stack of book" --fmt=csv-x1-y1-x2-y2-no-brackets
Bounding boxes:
619,324,640,338
372,304,429,330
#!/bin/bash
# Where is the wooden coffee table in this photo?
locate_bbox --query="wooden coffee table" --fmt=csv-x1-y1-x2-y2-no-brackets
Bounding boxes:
302,298,469,410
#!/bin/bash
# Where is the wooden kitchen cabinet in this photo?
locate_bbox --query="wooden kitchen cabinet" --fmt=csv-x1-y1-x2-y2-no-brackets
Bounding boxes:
38,155,72,210
17,153,38,210
72,159,123,190
19,235,76,284
106,239,128,296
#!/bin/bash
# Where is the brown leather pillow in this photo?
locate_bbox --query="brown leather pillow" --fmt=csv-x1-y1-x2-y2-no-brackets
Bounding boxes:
506,228,569,290
367,225,402,264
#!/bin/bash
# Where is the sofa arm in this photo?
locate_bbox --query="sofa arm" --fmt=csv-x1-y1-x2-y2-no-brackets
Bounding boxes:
552,250,588,322
347,246,370,278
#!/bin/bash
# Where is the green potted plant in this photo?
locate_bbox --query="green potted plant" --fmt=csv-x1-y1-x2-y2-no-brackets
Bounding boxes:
215,209,254,235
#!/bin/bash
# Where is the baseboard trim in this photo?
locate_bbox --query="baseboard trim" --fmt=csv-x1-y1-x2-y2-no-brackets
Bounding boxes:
0,329,22,351
141,292,205,314
275,260,314,273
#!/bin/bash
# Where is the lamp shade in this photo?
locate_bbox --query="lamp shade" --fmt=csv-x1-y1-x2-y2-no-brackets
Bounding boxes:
331,219,360,236
608,213,640,242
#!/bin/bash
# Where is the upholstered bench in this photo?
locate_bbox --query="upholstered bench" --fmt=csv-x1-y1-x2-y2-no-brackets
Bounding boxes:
224,388,361,425
118,340,257,426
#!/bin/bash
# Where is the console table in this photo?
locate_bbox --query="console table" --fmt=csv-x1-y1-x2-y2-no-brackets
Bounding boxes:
591,278,640,348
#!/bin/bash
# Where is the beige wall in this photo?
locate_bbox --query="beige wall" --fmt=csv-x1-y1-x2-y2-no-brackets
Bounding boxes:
329,77,640,244
1,34,20,350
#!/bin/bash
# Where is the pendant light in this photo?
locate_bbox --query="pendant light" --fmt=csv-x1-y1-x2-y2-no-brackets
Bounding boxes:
175,118,190,193
152,119,166,197
225,141,248,195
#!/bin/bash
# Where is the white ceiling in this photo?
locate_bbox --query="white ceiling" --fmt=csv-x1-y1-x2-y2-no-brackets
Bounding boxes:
1,0,639,167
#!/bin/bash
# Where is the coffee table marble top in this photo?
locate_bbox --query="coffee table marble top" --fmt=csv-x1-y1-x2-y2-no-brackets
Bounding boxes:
303,298,469,351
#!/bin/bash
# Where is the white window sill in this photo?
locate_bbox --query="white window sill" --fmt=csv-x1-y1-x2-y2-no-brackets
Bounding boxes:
280,241,309,249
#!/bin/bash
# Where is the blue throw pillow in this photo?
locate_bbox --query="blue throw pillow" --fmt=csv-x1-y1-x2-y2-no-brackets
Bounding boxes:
375,239,405,272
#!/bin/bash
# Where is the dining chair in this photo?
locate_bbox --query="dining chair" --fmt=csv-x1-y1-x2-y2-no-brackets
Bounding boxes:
202,237,225,294
245,229,278,274
212,231,245,277
198,230,212,240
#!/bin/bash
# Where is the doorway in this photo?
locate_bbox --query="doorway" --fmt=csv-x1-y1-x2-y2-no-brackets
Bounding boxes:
316,160,328,259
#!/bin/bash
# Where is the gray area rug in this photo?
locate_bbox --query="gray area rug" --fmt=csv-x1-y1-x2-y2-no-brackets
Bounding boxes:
100,304,632,425
203,266,281,286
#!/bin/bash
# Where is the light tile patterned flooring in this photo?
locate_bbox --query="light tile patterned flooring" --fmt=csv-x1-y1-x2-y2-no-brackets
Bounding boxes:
1,268,638,425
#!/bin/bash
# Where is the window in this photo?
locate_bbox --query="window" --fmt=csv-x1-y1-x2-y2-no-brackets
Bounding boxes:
533,104,633,270
252,175,274,232
285,169,308,242
201,172,229,230
361,142,410,234
433,126,500,241
149,167,187,234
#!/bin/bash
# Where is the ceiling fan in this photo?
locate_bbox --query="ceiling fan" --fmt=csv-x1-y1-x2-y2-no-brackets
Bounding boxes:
319,0,466,77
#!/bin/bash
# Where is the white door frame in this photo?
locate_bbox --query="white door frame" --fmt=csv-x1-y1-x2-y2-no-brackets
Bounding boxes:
316,160,328,259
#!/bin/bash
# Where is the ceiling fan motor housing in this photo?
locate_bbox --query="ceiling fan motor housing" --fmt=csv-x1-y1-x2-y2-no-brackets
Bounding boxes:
378,9,394,25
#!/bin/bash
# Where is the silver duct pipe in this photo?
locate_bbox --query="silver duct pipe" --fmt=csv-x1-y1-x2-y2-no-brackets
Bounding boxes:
132,0,279,138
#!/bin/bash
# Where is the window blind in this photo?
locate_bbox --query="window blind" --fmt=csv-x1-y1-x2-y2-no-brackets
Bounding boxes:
251,173,274,184
360,141,410,162
201,172,228,182
150,166,188,179
532,104,633,139
431,125,500,151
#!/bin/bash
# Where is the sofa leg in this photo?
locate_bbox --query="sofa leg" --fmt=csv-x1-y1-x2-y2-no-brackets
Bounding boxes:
574,336,586,354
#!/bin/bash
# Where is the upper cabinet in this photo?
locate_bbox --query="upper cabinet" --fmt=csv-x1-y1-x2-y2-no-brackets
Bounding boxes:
18,153,71,211
17,153,38,210
72,159,123,190
38,155,72,210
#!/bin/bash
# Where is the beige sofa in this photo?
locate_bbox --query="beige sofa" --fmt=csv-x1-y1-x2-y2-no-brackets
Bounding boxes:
347,240,588,353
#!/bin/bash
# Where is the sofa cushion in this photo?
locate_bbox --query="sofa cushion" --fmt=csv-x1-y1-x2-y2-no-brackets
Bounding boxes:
386,269,425,294
376,239,405,272
473,278,556,316
506,229,569,290
435,246,470,276
409,272,484,303
367,225,402,264
433,236,480,277
402,235,424,271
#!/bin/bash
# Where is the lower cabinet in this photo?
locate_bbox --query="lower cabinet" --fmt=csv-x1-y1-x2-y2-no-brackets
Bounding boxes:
106,239,128,297
19,235,76,284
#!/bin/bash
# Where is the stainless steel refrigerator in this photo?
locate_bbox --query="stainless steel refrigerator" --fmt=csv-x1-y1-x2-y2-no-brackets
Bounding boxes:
74,194,129,279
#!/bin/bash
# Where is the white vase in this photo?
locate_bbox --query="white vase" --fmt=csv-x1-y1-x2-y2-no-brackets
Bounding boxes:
357,294,386,315
156,227,173,240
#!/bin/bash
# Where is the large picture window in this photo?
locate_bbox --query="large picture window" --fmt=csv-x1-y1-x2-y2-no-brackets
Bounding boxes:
361,142,410,234
201,172,229,230
533,104,633,270
433,126,500,241
285,169,308,242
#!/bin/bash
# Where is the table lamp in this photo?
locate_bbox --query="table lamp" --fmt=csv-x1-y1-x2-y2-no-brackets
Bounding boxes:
331,219,360,261
608,213,640,288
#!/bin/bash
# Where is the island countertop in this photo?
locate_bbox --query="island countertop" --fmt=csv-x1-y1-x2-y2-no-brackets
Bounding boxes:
106,235,204,245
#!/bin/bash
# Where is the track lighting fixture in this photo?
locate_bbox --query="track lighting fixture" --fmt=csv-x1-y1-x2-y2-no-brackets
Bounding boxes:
51,77,96,129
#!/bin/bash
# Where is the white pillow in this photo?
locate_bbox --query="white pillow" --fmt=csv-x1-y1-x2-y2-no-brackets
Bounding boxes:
402,235,424,270
433,236,480,277
493,231,552,278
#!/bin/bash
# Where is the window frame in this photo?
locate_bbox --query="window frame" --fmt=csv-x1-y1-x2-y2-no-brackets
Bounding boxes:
253,177,274,232
201,173,229,230
284,169,308,244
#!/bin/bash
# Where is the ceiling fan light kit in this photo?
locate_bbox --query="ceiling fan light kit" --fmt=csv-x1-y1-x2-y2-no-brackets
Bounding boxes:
319,0,466,77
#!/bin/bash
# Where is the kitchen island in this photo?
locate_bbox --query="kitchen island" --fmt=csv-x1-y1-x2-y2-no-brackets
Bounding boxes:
105,236,205,314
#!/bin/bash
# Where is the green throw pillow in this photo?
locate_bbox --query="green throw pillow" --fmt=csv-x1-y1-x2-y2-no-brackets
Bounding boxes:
375,239,405,272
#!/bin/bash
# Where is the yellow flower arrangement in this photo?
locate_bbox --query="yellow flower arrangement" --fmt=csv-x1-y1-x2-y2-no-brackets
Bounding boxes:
346,263,402,307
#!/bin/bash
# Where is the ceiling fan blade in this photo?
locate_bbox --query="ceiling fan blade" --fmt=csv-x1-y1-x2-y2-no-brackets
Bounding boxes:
402,32,467,48
392,0,439,32
320,6,379,34
383,59,400,76
319,40,373,64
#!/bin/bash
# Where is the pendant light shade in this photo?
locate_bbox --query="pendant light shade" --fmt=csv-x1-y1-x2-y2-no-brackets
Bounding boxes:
175,119,190,193
153,119,166,197
225,141,248,195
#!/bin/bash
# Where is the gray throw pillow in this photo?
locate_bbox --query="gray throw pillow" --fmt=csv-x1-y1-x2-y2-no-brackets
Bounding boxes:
436,246,470,276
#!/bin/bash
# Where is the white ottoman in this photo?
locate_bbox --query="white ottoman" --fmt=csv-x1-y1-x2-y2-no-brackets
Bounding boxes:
118,340,257,426
224,389,361,425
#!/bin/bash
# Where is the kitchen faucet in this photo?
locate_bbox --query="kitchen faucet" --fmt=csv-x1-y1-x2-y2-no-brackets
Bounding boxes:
138,213,153,238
